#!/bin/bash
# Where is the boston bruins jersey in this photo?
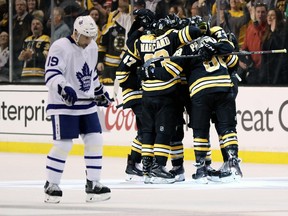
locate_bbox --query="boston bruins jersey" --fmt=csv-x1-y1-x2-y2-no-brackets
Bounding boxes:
98,12,126,67
21,34,50,77
128,25,202,96
116,50,142,108
210,26,239,74
181,26,235,98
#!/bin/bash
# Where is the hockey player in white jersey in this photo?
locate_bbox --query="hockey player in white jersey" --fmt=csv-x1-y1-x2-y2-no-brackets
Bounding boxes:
44,15,113,203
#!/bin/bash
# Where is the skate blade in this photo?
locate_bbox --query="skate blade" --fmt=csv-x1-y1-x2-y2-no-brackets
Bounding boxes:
192,176,208,184
207,175,221,182
86,192,111,202
175,174,185,182
125,174,144,182
143,175,151,184
44,194,61,204
150,176,175,184
220,168,242,183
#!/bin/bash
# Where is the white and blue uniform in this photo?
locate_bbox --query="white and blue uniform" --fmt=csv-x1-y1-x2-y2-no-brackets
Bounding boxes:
44,36,104,185
45,36,100,116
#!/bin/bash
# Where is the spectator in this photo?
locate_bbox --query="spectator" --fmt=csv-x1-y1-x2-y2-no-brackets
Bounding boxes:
0,31,9,82
188,0,211,21
145,0,170,19
18,18,50,83
211,0,251,46
48,7,71,43
91,0,110,23
89,7,104,44
260,8,288,84
27,0,39,15
168,4,187,18
226,0,251,47
97,0,132,84
60,0,86,32
89,6,107,30
0,1,8,33
276,0,287,17
239,2,268,84
13,0,34,82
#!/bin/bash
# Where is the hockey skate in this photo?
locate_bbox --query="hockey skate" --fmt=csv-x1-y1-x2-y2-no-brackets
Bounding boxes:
192,162,208,184
206,165,221,182
169,165,185,182
142,156,153,184
85,179,111,202
219,153,243,183
44,181,62,203
150,163,176,184
125,155,143,181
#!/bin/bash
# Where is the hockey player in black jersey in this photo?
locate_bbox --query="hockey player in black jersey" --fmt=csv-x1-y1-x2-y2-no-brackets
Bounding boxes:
116,9,156,181
128,16,202,184
181,25,242,184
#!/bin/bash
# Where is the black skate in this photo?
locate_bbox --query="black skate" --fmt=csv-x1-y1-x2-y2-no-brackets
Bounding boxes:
142,156,153,184
125,155,143,181
85,179,111,202
44,181,62,203
150,163,175,184
206,165,221,182
219,155,243,183
169,165,185,182
192,162,208,184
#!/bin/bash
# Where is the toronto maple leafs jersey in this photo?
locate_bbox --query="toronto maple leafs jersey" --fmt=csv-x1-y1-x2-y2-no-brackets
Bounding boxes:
45,36,101,116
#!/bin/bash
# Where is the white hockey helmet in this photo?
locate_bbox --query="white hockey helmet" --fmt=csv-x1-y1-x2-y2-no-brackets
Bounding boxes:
73,15,98,40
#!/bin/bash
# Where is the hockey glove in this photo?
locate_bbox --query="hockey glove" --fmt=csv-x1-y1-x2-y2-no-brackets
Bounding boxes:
133,9,155,29
94,84,114,107
57,84,78,106
140,66,155,81
198,21,210,36
198,42,217,61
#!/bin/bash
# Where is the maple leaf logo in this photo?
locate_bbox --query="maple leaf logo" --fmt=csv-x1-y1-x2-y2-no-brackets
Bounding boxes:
76,62,92,92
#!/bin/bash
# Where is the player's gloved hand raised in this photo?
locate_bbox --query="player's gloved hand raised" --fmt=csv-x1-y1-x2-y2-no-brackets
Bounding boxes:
198,21,210,36
198,41,217,61
140,66,155,81
94,84,114,107
133,9,155,29
57,84,78,106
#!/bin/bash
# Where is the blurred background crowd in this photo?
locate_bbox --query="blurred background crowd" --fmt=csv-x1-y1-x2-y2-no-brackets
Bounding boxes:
0,0,287,85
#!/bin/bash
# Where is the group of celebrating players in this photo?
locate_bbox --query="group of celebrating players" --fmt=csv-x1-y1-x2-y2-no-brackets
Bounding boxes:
116,8,242,184
43,8,244,204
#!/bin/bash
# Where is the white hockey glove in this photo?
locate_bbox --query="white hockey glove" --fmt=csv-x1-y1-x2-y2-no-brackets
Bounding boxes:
57,83,78,106
94,84,114,107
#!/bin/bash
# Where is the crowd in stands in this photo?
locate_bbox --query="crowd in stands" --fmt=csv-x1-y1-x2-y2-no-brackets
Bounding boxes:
0,0,287,85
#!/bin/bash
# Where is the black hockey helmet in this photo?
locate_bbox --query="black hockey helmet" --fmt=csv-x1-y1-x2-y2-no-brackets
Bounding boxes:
133,8,156,29
165,13,181,29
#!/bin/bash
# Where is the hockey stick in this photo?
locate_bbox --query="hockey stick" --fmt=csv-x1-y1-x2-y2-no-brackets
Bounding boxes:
78,97,101,102
143,49,287,67
113,79,119,100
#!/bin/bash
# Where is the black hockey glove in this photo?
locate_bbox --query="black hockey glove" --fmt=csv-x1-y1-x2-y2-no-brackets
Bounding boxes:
133,9,155,29
198,21,210,36
140,66,155,81
57,84,78,106
198,42,217,61
94,84,114,107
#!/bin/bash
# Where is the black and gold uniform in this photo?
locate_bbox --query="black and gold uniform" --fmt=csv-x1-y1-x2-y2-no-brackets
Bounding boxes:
116,9,157,180
20,34,50,81
180,26,242,182
128,22,202,183
116,29,143,180
98,10,128,83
